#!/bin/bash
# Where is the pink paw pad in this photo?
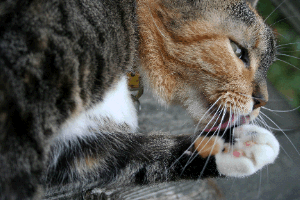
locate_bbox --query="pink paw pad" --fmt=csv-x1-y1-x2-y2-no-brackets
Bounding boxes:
245,141,255,147
233,150,244,157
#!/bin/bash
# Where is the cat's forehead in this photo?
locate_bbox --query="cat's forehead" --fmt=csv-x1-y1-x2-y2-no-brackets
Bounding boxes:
203,0,276,73
165,0,275,53
156,0,276,77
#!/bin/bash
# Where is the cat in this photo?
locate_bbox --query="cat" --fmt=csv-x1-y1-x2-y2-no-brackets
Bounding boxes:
0,0,280,199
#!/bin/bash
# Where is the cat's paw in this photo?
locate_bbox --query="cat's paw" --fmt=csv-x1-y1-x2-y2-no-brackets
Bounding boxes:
215,125,280,177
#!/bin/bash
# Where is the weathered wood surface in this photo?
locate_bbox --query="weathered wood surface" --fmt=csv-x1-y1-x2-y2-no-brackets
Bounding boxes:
45,180,223,200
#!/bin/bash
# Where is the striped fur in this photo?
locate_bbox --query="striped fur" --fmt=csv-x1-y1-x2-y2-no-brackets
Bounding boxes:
0,0,279,199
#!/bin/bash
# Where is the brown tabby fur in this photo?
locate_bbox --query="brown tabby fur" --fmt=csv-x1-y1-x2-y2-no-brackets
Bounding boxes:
0,0,277,199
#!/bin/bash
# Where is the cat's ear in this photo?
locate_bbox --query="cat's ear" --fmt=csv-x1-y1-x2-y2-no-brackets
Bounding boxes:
245,0,259,8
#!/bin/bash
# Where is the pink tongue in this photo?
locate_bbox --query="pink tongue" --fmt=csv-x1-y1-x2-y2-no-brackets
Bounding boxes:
203,115,250,132
204,120,231,132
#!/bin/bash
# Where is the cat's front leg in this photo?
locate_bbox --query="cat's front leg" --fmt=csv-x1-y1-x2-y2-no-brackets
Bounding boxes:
194,125,280,177
44,125,279,196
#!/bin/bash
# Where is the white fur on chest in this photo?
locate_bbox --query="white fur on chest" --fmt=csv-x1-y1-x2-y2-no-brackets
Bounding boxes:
58,76,138,141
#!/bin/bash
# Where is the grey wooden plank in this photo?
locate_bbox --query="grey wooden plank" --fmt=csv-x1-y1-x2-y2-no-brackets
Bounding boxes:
45,180,224,200
85,180,224,200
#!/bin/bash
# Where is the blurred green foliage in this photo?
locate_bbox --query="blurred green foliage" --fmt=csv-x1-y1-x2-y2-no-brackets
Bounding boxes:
257,0,300,110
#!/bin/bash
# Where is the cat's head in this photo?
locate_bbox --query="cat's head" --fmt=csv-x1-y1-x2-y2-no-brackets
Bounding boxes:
137,0,276,129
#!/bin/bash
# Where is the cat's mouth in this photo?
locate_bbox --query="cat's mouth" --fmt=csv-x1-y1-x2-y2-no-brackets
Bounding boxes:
204,114,250,132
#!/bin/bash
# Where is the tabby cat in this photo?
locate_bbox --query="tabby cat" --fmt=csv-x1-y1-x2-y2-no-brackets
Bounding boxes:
0,0,280,199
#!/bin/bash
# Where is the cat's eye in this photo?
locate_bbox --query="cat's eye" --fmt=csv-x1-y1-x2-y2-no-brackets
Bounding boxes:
230,41,249,67
230,42,242,58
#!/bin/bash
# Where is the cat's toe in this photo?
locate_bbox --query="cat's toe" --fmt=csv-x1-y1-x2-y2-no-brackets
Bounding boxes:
215,125,280,177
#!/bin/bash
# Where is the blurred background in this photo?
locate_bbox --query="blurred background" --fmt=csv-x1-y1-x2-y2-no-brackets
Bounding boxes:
259,0,300,110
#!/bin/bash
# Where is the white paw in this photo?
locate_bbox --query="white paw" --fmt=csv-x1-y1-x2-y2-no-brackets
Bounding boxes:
215,125,280,177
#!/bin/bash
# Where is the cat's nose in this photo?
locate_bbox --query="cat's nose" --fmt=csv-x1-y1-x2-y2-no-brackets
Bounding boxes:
252,91,267,109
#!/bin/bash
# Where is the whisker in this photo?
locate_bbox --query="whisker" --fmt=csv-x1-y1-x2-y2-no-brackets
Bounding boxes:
194,97,222,134
257,170,262,198
256,116,291,131
187,106,228,172
266,165,269,184
217,104,231,135
280,144,293,162
252,118,261,128
181,129,220,176
193,104,223,139
257,119,266,128
230,105,238,153
261,106,300,113
270,16,299,27
169,102,223,172
183,107,226,171
276,41,300,48
275,32,288,39
277,53,300,60
265,126,293,131
257,117,269,129
259,113,294,131
278,49,300,53
276,58,300,71
257,115,272,132
237,106,241,126
261,107,282,118
193,107,217,135
264,0,287,22
199,108,230,179
260,111,300,156
229,106,233,151
198,135,219,179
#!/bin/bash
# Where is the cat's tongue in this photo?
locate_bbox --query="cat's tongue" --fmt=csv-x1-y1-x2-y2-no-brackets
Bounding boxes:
204,115,250,132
